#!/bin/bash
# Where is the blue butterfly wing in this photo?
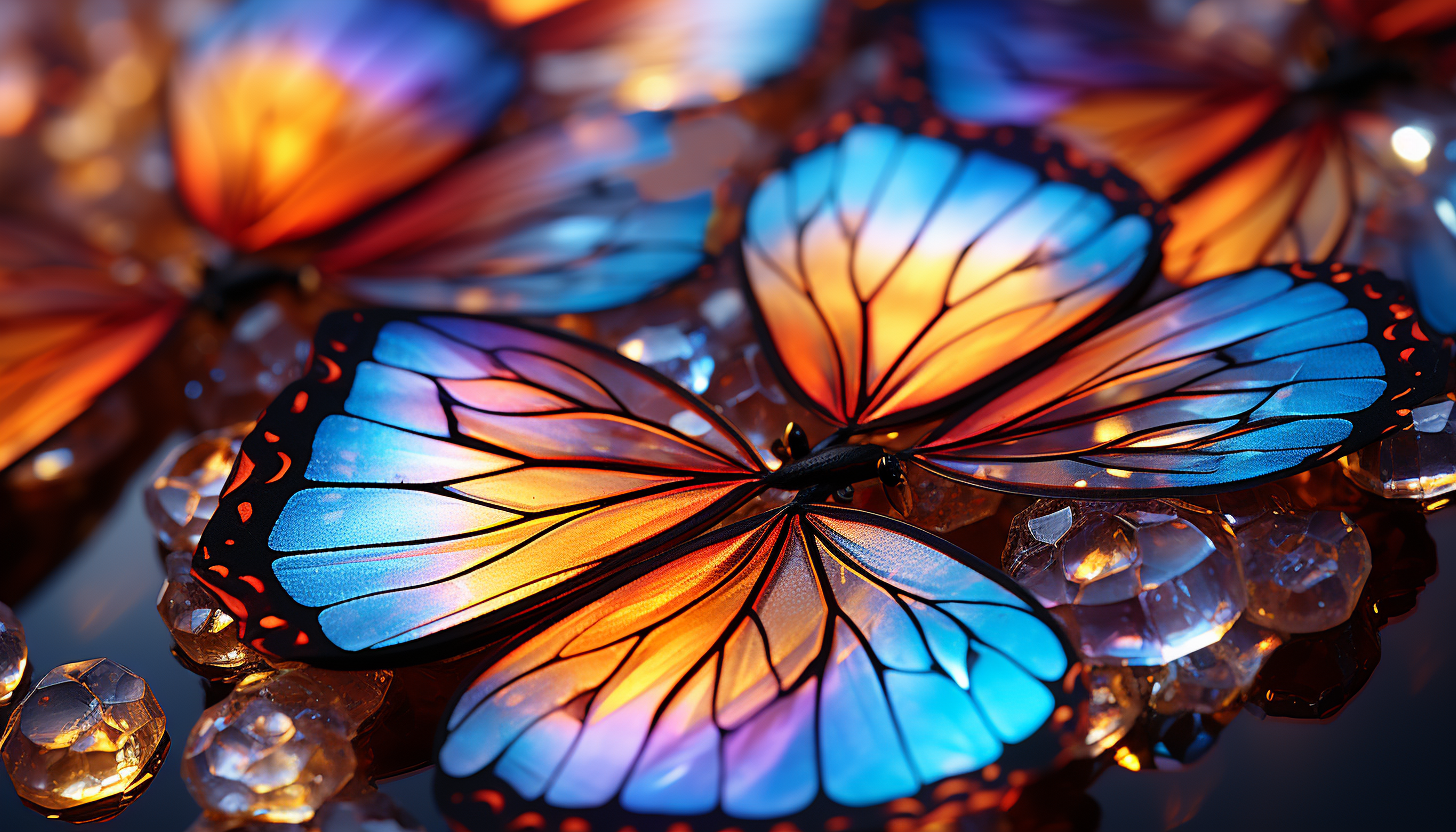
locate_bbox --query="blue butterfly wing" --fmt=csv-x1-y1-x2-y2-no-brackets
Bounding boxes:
194,309,767,665
916,264,1446,496
320,110,747,315
436,504,1080,829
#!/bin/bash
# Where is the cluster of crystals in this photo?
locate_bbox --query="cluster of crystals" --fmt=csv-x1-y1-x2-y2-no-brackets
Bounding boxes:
0,601,25,705
1341,394,1456,508
1148,619,1282,715
1003,499,1246,665
158,551,265,673
182,668,391,824
144,423,253,554
1,659,166,815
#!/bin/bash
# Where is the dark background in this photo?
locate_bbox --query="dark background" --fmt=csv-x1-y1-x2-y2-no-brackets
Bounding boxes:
4,435,1453,831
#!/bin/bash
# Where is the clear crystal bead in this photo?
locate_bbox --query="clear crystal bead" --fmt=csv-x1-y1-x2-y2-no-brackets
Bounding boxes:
144,423,253,553
1238,510,1372,633
1341,395,1456,507
0,602,25,706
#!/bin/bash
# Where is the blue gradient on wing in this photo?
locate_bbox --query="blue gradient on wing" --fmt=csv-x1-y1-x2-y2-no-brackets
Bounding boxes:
268,487,511,551
344,362,448,436
818,619,918,806
375,321,500,379
884,671,1002,781
306,415,515,483
969,649,1053,743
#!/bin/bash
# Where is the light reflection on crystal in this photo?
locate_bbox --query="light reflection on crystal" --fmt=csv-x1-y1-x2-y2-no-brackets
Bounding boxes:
1238,510,1372,634
158,551,264,673
1341,394,1456,507
181,668,391,823
144,422,252,553
1,659,167,816
1081,664,1149,755
1004,499,1246,664
1149,618,1282,715
0,602,26,706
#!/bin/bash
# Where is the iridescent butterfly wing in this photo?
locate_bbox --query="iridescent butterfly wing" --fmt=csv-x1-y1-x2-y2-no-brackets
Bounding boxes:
484,0,831,111
170,0,519,251
0,217,183,471
436,503,1081,829
742,113,1166,430
194,311,768,664
914,0,1397,287
914,264,1446,496
318,110,752,315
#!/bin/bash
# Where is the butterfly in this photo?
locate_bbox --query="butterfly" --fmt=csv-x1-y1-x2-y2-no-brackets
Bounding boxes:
193,107,1443,825
914,0,1456,330
0,0,822,474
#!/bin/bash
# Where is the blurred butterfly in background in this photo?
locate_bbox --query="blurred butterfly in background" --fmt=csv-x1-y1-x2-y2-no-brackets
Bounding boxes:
0,0,831,472
915,0,1456,332
194,103,1444,827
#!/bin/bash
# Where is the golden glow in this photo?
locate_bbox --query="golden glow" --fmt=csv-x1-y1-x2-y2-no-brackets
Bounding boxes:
0,54,39,137
1392,125,1434,172
623,72,678,112
1074,479,1088,488
479,0,587,27
1114,746,1141,772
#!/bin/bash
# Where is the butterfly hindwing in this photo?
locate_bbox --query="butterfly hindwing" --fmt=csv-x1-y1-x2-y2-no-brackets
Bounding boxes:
436,503,1079,829
915,264,1446,496
742,115,1166,432
194,310,767,665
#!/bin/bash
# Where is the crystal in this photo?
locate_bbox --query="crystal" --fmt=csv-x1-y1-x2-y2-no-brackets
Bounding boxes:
1148,618,1282,715
2,659,167,818
1247,609,1380,720
1004,499,1246,664
0,602,25,706
184,784,423,832
158,551,265,674
182,667,391,823
889,461,1002,535
1341,394,1456,507
1238,510,1371,633
1145,710,1232,768
1081,664,1149,754
144,423,253,553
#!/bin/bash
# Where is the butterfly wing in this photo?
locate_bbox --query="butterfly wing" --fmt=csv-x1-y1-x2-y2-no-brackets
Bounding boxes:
319,110,751,315
169,0,519,251
0,218,183,471
742,114,1165,431
916,264,1446,496
436,503,1079,828
488,0,830,111
194,310,767,665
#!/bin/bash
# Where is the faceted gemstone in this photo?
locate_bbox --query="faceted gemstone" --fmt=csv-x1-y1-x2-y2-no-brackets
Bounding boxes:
1148,618,1282,715
1247,608,1381,720
182,668,391,823
158,551,265,674
1341,394,1456,507
1080,665,1149,754
0,601,25,706
2,659,167,816
1004,499,1246,664
144,423,253,553
1238,510,1372,633
184,784,423,832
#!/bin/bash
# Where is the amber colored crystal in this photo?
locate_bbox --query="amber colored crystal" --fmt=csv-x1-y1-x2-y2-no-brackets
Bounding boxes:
1004,499,1246,664
1080,664,1150,754
1238,510,1371,634
1340,395,1456,507
890,460,1003,534
182,667,391,823
1,659,167,816
144,423,253,553
0,601,25,706
158,550,265,673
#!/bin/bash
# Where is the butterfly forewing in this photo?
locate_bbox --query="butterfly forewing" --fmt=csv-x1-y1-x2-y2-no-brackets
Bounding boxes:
742,116,1166,431
436,504,1081,829
916,264,1447,496
194,310,767,665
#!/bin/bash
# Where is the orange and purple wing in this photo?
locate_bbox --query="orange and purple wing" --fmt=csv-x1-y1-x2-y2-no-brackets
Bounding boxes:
169,0,519,251
915,264,1446,496
318,110,751,314
742,114,1165,431
0,218,183,471
194,310,767,665
437,504,1079,828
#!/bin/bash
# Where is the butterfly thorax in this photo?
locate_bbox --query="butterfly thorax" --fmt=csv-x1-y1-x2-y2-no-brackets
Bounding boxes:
761,441,890,499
